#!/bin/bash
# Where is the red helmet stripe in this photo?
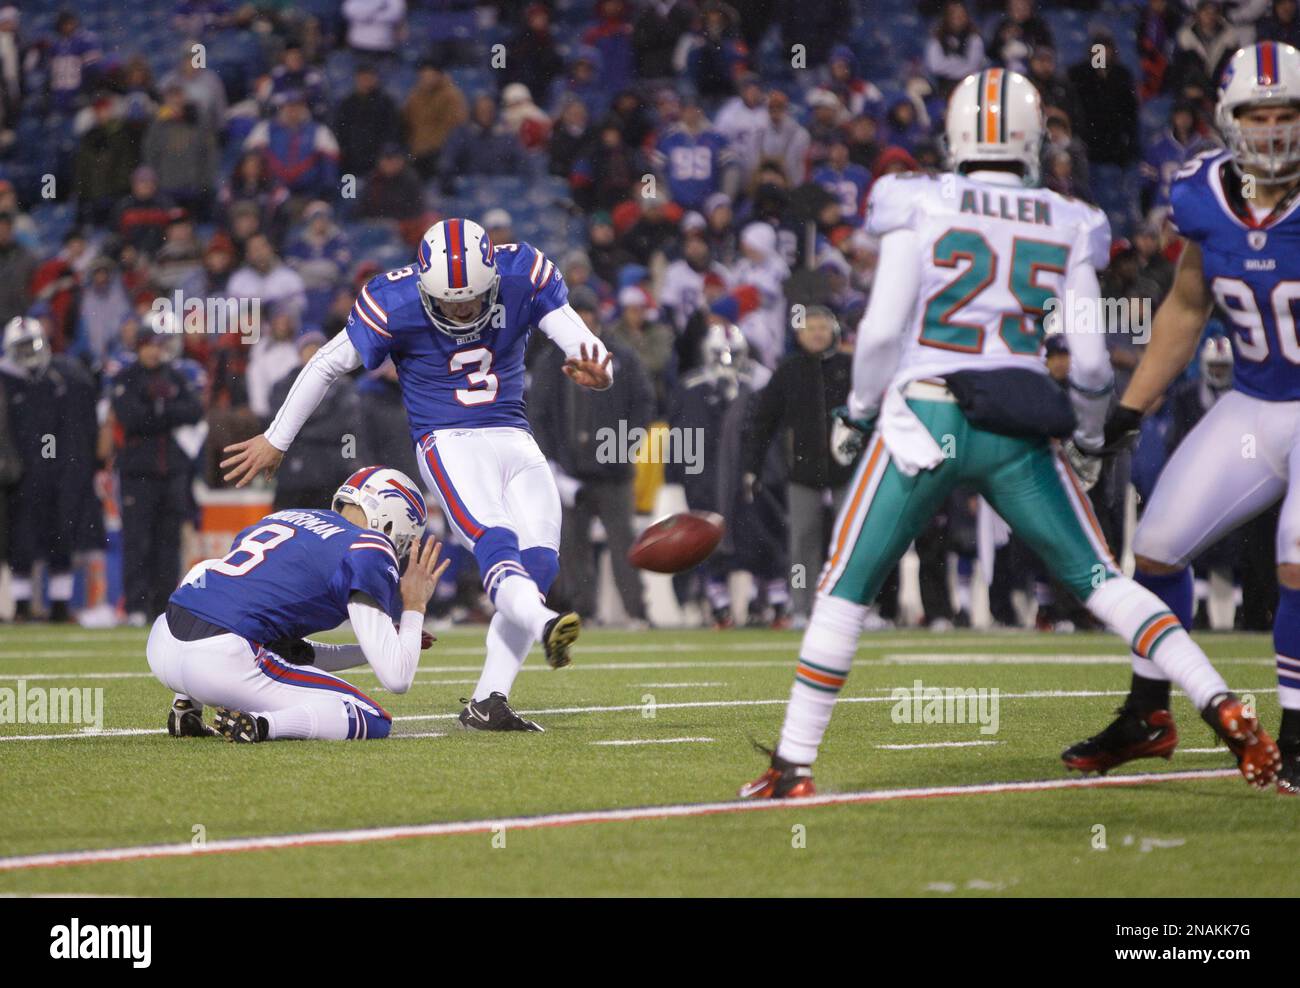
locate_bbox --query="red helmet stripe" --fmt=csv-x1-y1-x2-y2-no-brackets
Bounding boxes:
446,219,467,289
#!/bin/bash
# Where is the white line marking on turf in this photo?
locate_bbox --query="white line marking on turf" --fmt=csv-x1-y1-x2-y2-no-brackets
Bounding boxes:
875,741,1003,750
1,689,1279,741
1179,747,1231,754
631,682,729,688
590,737,716,746
0,768,1240,873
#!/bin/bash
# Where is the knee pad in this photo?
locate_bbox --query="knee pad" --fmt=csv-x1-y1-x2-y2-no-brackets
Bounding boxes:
474,526,529,600
521,546,559,594
345,700,391,740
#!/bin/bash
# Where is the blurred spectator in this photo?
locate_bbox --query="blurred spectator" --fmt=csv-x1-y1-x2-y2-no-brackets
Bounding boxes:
587,211,636,285
1026,45,1082,125
622,192,682,264
227,233,307,324
246,304,302,419
505,3,567,105
439,94,528,192
75,257,132,366
682,2,749,100
403,61,468,180
715,73,768,188
143,83,217,222
582,0,635,93
154,217,205,295
244,93,340,200
1140,99,1217,212
1258,0,1300,46
988,0,1054,72
1172,0,1242,94
662,230,728,331
585,120,645,210
883,98,929,155
263,41,328,120
482,208,514,246
775,0,851,68
753,90,810,186
824,46,885,120
549,46,607,120
111,325,202,623
704,191,738,264
335,63,402,178
1042,109,1093,198
285,201,351,327
115,166,182,256
159,41,227,130
529,286,653,626
361,144,424,222
500,82,551,151
269,330,360,511
845,114,882,172
75,95,140,226
925,1,987,99
342,0,406,58
1138,0,1184,99
726,222,789,368
549,97,594,185
0,7,21,124
632,0,697,80
806,88,849,173
650,99,731,210
43,11,101,114
607,284,676,412
1069,28,1140,232
218,153,289,246
813,140,871,227
741,306,853,623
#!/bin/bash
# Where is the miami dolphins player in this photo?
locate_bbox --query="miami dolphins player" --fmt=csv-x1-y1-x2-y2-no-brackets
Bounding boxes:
150,466,448,742
222,219,613,732
740,68,1279,799
1065,42,1300,794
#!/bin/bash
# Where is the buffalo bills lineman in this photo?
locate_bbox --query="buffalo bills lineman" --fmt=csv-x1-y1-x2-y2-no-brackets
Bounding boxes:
151,467,448,742
222,219,613,732
1065,43,1300,792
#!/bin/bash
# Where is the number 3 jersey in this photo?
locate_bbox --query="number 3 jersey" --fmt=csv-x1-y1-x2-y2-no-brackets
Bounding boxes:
1171,149,1300,401
865,171,1110,385
169,509,403,642
346,241,569,442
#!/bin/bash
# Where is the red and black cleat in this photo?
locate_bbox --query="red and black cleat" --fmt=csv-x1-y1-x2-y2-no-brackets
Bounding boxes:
1202,693,1281,790
739,746,816,800
1061,705,1178,775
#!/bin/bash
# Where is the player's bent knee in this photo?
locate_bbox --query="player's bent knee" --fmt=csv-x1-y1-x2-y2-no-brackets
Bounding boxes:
521,546,559,594
1134,555,1183,576
344,700,391,740
1279,563,1300,590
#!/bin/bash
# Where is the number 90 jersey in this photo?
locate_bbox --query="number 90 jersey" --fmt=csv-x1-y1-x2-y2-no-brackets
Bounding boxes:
1171,149,1300,401
866,171,1110,382
346,241,569,442
168,509,403,642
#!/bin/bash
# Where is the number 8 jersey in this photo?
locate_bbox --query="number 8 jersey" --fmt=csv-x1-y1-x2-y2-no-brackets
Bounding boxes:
1171,148,1300,401
865,171,1110,383
346,241,570,440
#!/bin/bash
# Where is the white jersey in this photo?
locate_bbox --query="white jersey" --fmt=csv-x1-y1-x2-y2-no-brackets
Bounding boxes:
865,171,1110,388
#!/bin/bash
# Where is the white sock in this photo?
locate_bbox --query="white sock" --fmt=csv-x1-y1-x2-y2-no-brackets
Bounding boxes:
1130,655,1168,681
10,576,31,601
1088,579,1228,709
776,594,866,765
264,703,349,740
48,571,74,601
492,573,557,640
474,612,535,700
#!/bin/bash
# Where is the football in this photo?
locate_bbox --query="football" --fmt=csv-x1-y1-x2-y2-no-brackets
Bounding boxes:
627,511,725,573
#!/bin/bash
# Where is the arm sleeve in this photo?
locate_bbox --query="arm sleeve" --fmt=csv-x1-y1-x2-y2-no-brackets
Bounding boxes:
1061,261,1113,450
537,304,616,388
347,598,425,694
847,228,923,419
264,330,362,451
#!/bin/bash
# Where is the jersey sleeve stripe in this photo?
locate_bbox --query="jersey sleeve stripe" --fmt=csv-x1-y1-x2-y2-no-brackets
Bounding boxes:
359,285,388,322
534,259,554,296
350,542,399,564
353,302,392,338
529,250,545,286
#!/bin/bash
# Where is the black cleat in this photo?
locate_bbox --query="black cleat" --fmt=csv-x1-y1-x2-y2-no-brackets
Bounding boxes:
458,692,544,732
541,612,580,669
167,698,217,738
214,707,268,743
1062,704,1178,775
1278,746,1300,796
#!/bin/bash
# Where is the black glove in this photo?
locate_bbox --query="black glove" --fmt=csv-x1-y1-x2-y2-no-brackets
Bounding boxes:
1102,404,1143,454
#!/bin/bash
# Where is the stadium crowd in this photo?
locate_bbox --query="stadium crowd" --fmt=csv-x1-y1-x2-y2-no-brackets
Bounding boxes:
0,0,1283,631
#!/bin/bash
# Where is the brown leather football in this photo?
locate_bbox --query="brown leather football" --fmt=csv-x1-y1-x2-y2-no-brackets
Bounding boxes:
627,511,725,573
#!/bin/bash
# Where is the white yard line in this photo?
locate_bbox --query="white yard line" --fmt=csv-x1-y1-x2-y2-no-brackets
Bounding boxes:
0,768,1240,874
1,688,1280,742
875,741,1003,750
590,737,716,746
631,682,729,688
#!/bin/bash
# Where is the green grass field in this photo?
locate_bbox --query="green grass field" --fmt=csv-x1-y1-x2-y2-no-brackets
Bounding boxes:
1,624,1297,897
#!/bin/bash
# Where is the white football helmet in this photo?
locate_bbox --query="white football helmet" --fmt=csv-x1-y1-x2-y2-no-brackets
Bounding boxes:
1216,42,1300,185
945,68,1044,185
416,218,500,337
332,466,428,558
2,316,50,374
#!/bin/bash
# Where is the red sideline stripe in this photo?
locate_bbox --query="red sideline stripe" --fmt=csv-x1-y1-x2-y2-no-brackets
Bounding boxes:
0,768,1239,873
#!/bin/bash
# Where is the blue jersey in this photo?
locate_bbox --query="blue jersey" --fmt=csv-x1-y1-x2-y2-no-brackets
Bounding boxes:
812,162,872,227
169,509,402,642
651,125,731,211
346,241,568,441
1171,150,1300,401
